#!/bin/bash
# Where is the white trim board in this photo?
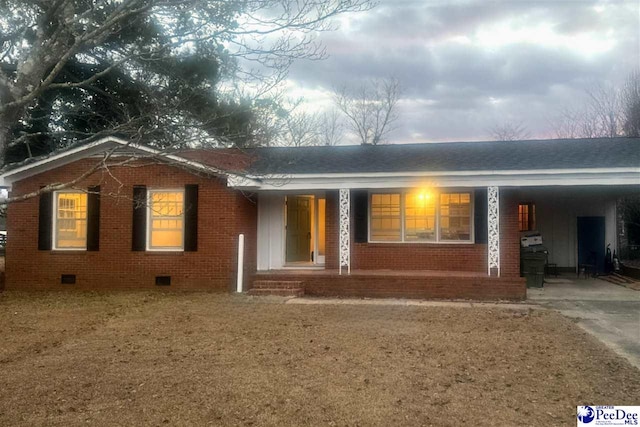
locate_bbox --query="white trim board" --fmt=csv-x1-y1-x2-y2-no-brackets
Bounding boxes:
230,171,640,190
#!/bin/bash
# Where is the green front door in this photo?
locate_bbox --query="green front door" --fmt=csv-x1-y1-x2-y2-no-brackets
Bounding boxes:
286,196,311,263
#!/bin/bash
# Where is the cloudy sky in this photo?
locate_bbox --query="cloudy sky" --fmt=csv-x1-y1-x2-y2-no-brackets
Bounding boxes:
283,0,639,143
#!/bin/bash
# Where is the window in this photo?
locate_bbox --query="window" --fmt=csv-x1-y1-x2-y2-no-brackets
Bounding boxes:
147,190,184,250
370,193,401,241
54,192,87,249
518,203,536,231
404,191,436,241
369,190,473,243
440,193,471,241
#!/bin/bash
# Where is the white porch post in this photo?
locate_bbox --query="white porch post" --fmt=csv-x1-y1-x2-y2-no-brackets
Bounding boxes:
339,188,351,275
488,186,500,277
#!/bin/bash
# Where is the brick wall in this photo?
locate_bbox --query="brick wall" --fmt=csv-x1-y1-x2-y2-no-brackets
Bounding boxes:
324,188,520,278
499,189,521,278
252,271,526,300
6,159,257,290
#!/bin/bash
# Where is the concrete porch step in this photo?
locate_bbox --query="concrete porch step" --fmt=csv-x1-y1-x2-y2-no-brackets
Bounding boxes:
248,287,305,297
252,280,304,290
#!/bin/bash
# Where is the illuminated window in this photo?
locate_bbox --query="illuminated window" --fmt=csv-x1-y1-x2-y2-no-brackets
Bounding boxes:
148,190,184,250
370,193,401,241
369,190,473,243
518,203,536,231
440,192,471,241
54,192,87,249
405,191,436,241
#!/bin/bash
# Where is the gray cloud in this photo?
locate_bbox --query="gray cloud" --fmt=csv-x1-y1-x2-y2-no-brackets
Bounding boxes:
286,0,640,142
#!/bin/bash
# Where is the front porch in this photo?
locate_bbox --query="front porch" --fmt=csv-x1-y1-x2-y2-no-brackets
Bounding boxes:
251,269,526,300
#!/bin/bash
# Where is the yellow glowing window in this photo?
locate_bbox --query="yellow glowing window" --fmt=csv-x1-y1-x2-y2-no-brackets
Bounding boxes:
370,193,401,241
148,190,184,250
405,191,436,241
55,192,87,249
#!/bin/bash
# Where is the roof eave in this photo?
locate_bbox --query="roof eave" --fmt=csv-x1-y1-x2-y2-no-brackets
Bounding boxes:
0,136,232,188
228,169,640,191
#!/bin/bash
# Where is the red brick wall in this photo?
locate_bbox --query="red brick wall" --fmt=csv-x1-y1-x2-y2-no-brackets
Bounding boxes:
6,159,257,290
324,189,520,277
500,189,521,278
252,272,526,300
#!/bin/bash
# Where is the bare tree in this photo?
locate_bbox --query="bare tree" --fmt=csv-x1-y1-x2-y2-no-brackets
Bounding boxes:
550,79,633,139
621,70,640,137
319,108,344,146
488,120,531,141
0,0,374,168
334,78,401,145
281,109,322,147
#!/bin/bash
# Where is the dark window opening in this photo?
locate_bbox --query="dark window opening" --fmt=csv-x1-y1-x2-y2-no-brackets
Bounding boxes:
155,276,171,286
61,274,76,284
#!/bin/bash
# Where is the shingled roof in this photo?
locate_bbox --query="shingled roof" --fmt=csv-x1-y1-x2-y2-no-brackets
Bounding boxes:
236,137,640,175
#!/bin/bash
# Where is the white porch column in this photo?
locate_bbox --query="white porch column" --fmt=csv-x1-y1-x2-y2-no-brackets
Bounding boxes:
339,188,351,275
488,186,500,277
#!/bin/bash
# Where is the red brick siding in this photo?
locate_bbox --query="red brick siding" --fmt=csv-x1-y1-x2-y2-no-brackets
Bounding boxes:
499,189,521,278
252,272,526,300
6,159,257,290
324,189,520,277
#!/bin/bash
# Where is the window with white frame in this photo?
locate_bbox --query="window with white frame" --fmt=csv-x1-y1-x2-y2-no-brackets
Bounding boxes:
147,190,185,250
439,192,472,241
370,193,401,241
369,190,473,243
54,191,88,249
404,191,436,241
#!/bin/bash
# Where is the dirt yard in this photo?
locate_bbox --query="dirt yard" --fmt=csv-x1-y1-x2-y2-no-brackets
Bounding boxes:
0,292,638,426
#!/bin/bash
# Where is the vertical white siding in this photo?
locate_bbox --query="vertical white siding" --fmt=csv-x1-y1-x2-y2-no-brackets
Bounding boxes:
257,193,285,270
520,188,617,268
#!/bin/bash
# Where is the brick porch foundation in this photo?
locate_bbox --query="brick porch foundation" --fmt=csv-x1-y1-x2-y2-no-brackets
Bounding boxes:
252,270,526,301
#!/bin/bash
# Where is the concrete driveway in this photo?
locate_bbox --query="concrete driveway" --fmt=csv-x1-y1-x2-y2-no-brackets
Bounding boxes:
528,276,640,370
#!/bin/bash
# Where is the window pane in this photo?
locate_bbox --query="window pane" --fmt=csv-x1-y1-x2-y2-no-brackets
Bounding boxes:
370,193,401,241
440,192,471,241
149,191,184,249
404,192,435,241
55,192,87,248
518,203,536,231
151,229,183,247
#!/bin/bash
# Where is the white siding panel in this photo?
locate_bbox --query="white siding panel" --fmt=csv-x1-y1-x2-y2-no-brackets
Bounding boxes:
257,193,285,270
520,188,618,268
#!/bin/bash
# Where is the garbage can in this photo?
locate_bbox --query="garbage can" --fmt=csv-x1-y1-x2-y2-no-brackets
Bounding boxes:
521,252,547,288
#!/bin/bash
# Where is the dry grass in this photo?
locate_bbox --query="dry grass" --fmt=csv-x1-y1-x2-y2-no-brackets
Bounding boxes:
0,292,638,427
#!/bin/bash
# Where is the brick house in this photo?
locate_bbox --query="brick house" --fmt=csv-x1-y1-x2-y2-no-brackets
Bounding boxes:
1,136,638,300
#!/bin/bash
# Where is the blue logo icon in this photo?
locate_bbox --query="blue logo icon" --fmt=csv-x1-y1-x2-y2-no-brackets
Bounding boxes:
578,406,595,424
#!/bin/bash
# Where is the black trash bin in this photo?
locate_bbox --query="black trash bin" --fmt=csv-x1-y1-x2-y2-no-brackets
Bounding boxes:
521,251,547,288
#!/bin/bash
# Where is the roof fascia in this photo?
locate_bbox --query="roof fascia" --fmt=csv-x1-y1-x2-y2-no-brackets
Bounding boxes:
0,136,126,185
0,136,234,187
255,167,640,180
230,170,640,191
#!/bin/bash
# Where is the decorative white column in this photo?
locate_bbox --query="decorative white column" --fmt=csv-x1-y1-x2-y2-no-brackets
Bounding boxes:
339,188,351,275
487,186,500,277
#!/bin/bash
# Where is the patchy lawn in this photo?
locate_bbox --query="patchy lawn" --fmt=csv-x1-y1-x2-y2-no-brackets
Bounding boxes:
0,292,638,426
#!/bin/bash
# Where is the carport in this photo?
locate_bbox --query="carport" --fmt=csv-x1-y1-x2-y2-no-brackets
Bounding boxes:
514,186,637,277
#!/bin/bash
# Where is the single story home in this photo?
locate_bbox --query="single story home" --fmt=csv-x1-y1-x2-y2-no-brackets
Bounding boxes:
1,136,638,300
